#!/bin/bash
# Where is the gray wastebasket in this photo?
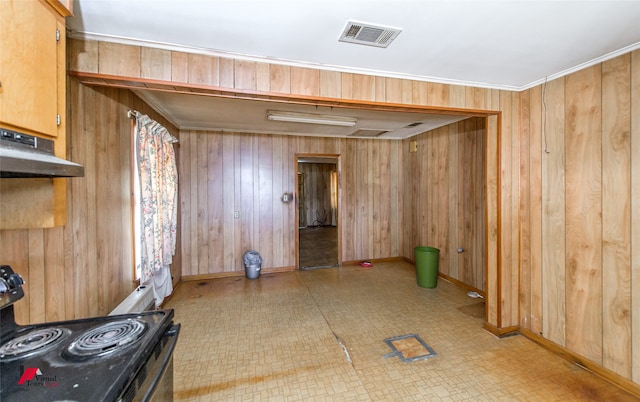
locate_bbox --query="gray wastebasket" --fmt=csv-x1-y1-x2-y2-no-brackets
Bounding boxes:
243,250,262,279
414,246,439,288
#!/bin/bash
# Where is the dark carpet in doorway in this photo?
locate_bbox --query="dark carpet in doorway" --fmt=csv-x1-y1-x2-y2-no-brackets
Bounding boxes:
383,334,436,362
457,301,485,319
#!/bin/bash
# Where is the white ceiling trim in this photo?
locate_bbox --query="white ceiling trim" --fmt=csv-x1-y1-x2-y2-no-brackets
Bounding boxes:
521,41,640,90
68,31,520,91
68,31,640,93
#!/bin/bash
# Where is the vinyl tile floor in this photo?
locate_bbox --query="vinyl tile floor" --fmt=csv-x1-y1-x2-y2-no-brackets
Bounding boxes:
165,261,638,401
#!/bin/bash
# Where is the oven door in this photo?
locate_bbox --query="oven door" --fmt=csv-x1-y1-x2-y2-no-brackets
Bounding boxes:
120,323,180,402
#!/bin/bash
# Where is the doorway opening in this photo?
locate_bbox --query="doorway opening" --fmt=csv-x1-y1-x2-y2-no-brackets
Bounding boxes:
296,154,340,270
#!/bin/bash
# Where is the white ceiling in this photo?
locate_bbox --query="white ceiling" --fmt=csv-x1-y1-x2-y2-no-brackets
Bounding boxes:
67,0,640,138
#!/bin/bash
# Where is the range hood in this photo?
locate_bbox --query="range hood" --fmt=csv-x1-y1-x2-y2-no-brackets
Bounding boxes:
0,128,84,178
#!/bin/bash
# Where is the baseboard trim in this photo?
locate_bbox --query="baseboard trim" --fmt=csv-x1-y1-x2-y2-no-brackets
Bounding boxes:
483,322,519,338
519,328,640,398
438,273,485,297
341,256,404,266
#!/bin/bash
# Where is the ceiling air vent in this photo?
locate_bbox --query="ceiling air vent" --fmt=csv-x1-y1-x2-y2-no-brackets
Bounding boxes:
349,129,389,138
405,122,423,128
339,21,401,48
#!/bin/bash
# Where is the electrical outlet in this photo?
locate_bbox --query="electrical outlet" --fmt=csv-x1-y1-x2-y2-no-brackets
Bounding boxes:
234,211,239,219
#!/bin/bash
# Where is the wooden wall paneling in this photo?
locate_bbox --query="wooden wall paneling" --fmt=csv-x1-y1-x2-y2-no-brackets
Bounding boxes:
497,92,513,324
187,54,218,87
255,62,270,92
340,73,354,100
188,132,199,275
222,133,237,272
518,87,540,330
27,228,46,324
541,77,567,346
422,130,432,249
219,58,234,88
485,114,499,326
290,67,320,96
117,90,135,293
319,70,341,98
63,187,75,320
448,85,466,109
507,90,521,324
411,135,419,259
601,54,631,376
141,48,171,81
196,131,210,275
68,79,87,318
400,139,411,258
412,81,428,105
81,79,100,317
398,119,485,291
631,48,640,384
385,78,403,103
565,65,603,363
401,80,413,105
271,135,284,266
359,140,371,258
466,87,488,110
270,64,291,94
289,137,300,265
474,119,487,291
404,137,412,259
378,140,391,257
97,42,140,78
460,121,473,285
171,51,189,83
436,127,450,276
44,227,65,322
208,133,224,272
94,88,109,312
448,123,460,279
285,136,296,266
178,131,191,276
102,87,126,309
374,77,386,103
528,85,543,335
251,134,261,265
389,141,401,257
427,82,450,107
258,135,274,268
239,134,254,259
351,74,376,101
367,139,376,257
342,139,356,260
68,39,98,74
234,60,257,91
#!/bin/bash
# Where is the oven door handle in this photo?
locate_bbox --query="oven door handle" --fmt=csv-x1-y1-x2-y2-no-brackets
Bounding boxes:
141,323,181,402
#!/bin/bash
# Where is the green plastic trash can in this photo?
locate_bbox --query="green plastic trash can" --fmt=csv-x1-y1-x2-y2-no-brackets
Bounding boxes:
414,246,440,288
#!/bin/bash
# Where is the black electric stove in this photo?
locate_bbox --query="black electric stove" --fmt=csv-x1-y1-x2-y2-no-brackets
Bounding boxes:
0,265,180,401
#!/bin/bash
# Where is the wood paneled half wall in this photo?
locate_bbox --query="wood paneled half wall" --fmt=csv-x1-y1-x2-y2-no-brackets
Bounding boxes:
0,79,181,324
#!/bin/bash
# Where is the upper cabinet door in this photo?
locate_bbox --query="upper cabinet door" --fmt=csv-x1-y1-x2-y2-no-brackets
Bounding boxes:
0,1,60,137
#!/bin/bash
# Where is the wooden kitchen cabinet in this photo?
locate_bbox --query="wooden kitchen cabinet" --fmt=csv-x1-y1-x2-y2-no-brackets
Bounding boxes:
0,0,67,138
0,0,70,229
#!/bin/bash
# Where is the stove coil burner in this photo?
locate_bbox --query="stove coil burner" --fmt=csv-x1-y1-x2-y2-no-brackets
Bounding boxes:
0,328,70,361
65,319,147,358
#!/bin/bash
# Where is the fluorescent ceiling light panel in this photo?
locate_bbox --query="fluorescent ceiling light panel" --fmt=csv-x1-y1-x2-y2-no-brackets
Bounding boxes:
267,111,357,127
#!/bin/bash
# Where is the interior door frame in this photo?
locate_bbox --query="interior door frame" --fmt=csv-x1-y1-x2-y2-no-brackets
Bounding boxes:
295,153,342,270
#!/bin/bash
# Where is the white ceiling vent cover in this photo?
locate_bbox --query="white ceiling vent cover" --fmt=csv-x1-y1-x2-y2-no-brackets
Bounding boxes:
339,21,401,48
349,129,389,137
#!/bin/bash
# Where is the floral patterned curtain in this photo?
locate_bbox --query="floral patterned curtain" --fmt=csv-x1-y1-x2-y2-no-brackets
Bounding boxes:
135,114,178,307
